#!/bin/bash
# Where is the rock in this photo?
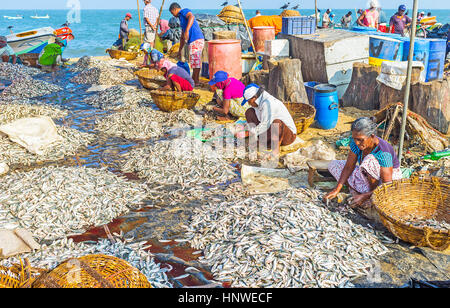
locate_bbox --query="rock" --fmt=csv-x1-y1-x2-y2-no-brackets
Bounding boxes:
241,70,269,88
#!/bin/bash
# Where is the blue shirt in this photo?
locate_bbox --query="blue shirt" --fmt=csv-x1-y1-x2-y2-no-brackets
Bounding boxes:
178,9,204,44
350,137,400,169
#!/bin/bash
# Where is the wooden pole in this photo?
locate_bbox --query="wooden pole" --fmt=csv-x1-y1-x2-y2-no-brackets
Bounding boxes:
315,0,318,29
398,0,419,164
137,0,143,45
153,0,166,49
237,0,257,58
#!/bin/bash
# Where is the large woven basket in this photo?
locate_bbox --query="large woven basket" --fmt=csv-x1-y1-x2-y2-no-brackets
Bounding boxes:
150,90,200,112
0,259,46,288
284,102,316,135
106,49,138,61
372,177,450,252
135,69,166,90
31,254,152,288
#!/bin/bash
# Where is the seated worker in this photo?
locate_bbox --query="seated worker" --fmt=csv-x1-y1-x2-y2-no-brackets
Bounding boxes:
113,13,132,50
323,117,403,208
38,38,68,72
140,44,164,68
0,36,17,64
208,71,249,121
158,58,194,92
237,84,297,157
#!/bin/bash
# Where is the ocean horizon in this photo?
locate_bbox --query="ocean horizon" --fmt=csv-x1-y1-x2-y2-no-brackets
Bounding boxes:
2,9,449,58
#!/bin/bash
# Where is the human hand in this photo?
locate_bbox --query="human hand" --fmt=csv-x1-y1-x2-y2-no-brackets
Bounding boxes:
184,32,190,43
348,193,370,208
323,189,340,203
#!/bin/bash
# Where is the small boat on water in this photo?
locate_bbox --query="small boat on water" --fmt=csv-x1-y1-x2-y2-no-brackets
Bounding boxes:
4,15,24,20
6,26,74,55
31,14,50,19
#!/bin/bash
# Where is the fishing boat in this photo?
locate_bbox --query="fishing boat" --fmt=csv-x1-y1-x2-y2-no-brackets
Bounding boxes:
30,14,50,19
6,26,74,55
3,15,24,20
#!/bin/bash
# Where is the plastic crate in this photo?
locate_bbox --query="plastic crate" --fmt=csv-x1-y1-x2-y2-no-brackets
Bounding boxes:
282,17,316,35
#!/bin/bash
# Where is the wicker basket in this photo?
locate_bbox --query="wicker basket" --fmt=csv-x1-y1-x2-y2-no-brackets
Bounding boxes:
135,69,166,90
280,10,301,17
0,259,46,288
150,90,200,112
284,102,316,135
31,254,152,288
106,49,138,61
372,177,450,252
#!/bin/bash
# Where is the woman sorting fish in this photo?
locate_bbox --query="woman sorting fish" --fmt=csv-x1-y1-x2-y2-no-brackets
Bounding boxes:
208,71,250,121
139,43,163,69
157,58,195,92
235,84,297,157
324,117,403,208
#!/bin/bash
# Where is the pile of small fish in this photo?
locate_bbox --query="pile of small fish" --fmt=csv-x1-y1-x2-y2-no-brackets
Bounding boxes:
97,108,199,140
0,102,68,125
0,166,148,241
0,62,41,80
70,57,135,85
1,75,62,99
0,238,173,288
84,85,153,110
404,217,450,232
185,189,390,288
0,126,95,166
121,137,237,186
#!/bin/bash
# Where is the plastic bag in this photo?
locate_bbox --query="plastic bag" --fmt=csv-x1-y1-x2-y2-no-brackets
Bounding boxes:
0,116,63,155
283,140,336,172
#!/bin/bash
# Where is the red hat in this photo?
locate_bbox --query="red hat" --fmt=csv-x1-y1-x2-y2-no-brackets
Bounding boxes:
126,13,132,18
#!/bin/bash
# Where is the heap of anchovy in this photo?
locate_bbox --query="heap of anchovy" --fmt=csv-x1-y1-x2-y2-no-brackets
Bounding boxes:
0,166,148,241
0,62,41,80
0,102,68,125
404,217,450,232
96,107,199,140
70,57,135,85
1,75,62,99
185,189,390,288
84,85,153,110
0,126,95,166
121,137,237,186
0,238,173,288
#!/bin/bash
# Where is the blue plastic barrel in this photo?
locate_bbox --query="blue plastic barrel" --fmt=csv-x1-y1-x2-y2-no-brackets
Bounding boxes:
314,84,339,130
402,38,430,74
304,81,318,105
426,39,446,82
369,35,404,63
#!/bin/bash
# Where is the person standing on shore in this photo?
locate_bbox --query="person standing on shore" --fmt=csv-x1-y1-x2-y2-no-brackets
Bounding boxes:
389,5,411,36
341,11,353,29
169,2,205,86
255,10,262,17
357,0,379,29
113,13,132,50
0,36,17,64
143,0,159,47
322,9,331,28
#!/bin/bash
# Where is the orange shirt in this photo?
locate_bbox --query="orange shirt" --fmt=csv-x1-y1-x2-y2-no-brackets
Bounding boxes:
248,15,283,34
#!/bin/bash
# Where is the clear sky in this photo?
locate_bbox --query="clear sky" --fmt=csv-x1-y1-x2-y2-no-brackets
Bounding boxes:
1,0,448,10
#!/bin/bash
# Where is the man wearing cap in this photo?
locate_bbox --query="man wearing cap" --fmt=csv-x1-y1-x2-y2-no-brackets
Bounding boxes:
389,5,411,36
113,13,132,50
208,71,249,121
0,36,17,64
238,84,297,156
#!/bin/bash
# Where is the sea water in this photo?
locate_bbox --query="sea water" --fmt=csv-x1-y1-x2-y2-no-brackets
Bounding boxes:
1,9,449,58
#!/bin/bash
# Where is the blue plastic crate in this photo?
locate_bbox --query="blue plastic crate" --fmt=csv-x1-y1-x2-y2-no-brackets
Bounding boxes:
282,17,316,35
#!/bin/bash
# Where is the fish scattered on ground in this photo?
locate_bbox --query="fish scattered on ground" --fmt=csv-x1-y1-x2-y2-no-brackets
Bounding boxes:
0,62,41,80
1,75,62,99
0,101,68,125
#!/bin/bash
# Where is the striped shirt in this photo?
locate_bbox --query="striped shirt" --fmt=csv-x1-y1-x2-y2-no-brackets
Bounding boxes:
144,4,158,26
350,137,400,168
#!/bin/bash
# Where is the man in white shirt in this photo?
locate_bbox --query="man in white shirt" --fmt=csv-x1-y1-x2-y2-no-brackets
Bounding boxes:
237,84,297,156
143,0,159,46
255,10,261,17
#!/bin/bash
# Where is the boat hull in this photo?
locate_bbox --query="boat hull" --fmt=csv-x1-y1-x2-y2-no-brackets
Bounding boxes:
6,27,56,55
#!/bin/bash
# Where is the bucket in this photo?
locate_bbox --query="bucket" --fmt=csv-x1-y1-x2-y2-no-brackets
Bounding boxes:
314,84,339,130
426,39,446,82
208,39,242,80
402,38,430,76
252,26,275,53
304,81,318,105
369,35,404,66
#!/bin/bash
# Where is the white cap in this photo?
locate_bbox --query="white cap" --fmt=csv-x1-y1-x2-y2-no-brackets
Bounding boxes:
242,84,260,106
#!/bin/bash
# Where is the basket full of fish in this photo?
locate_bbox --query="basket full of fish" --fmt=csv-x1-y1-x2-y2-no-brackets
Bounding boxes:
106,49,138,61
135,69,166,90
372,177,450,252
284,102,316,135
150,90,200,112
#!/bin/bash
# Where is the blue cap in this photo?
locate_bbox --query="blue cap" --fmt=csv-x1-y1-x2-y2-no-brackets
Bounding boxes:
399,5,406,11
241,83,260,106
208,71,228,86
